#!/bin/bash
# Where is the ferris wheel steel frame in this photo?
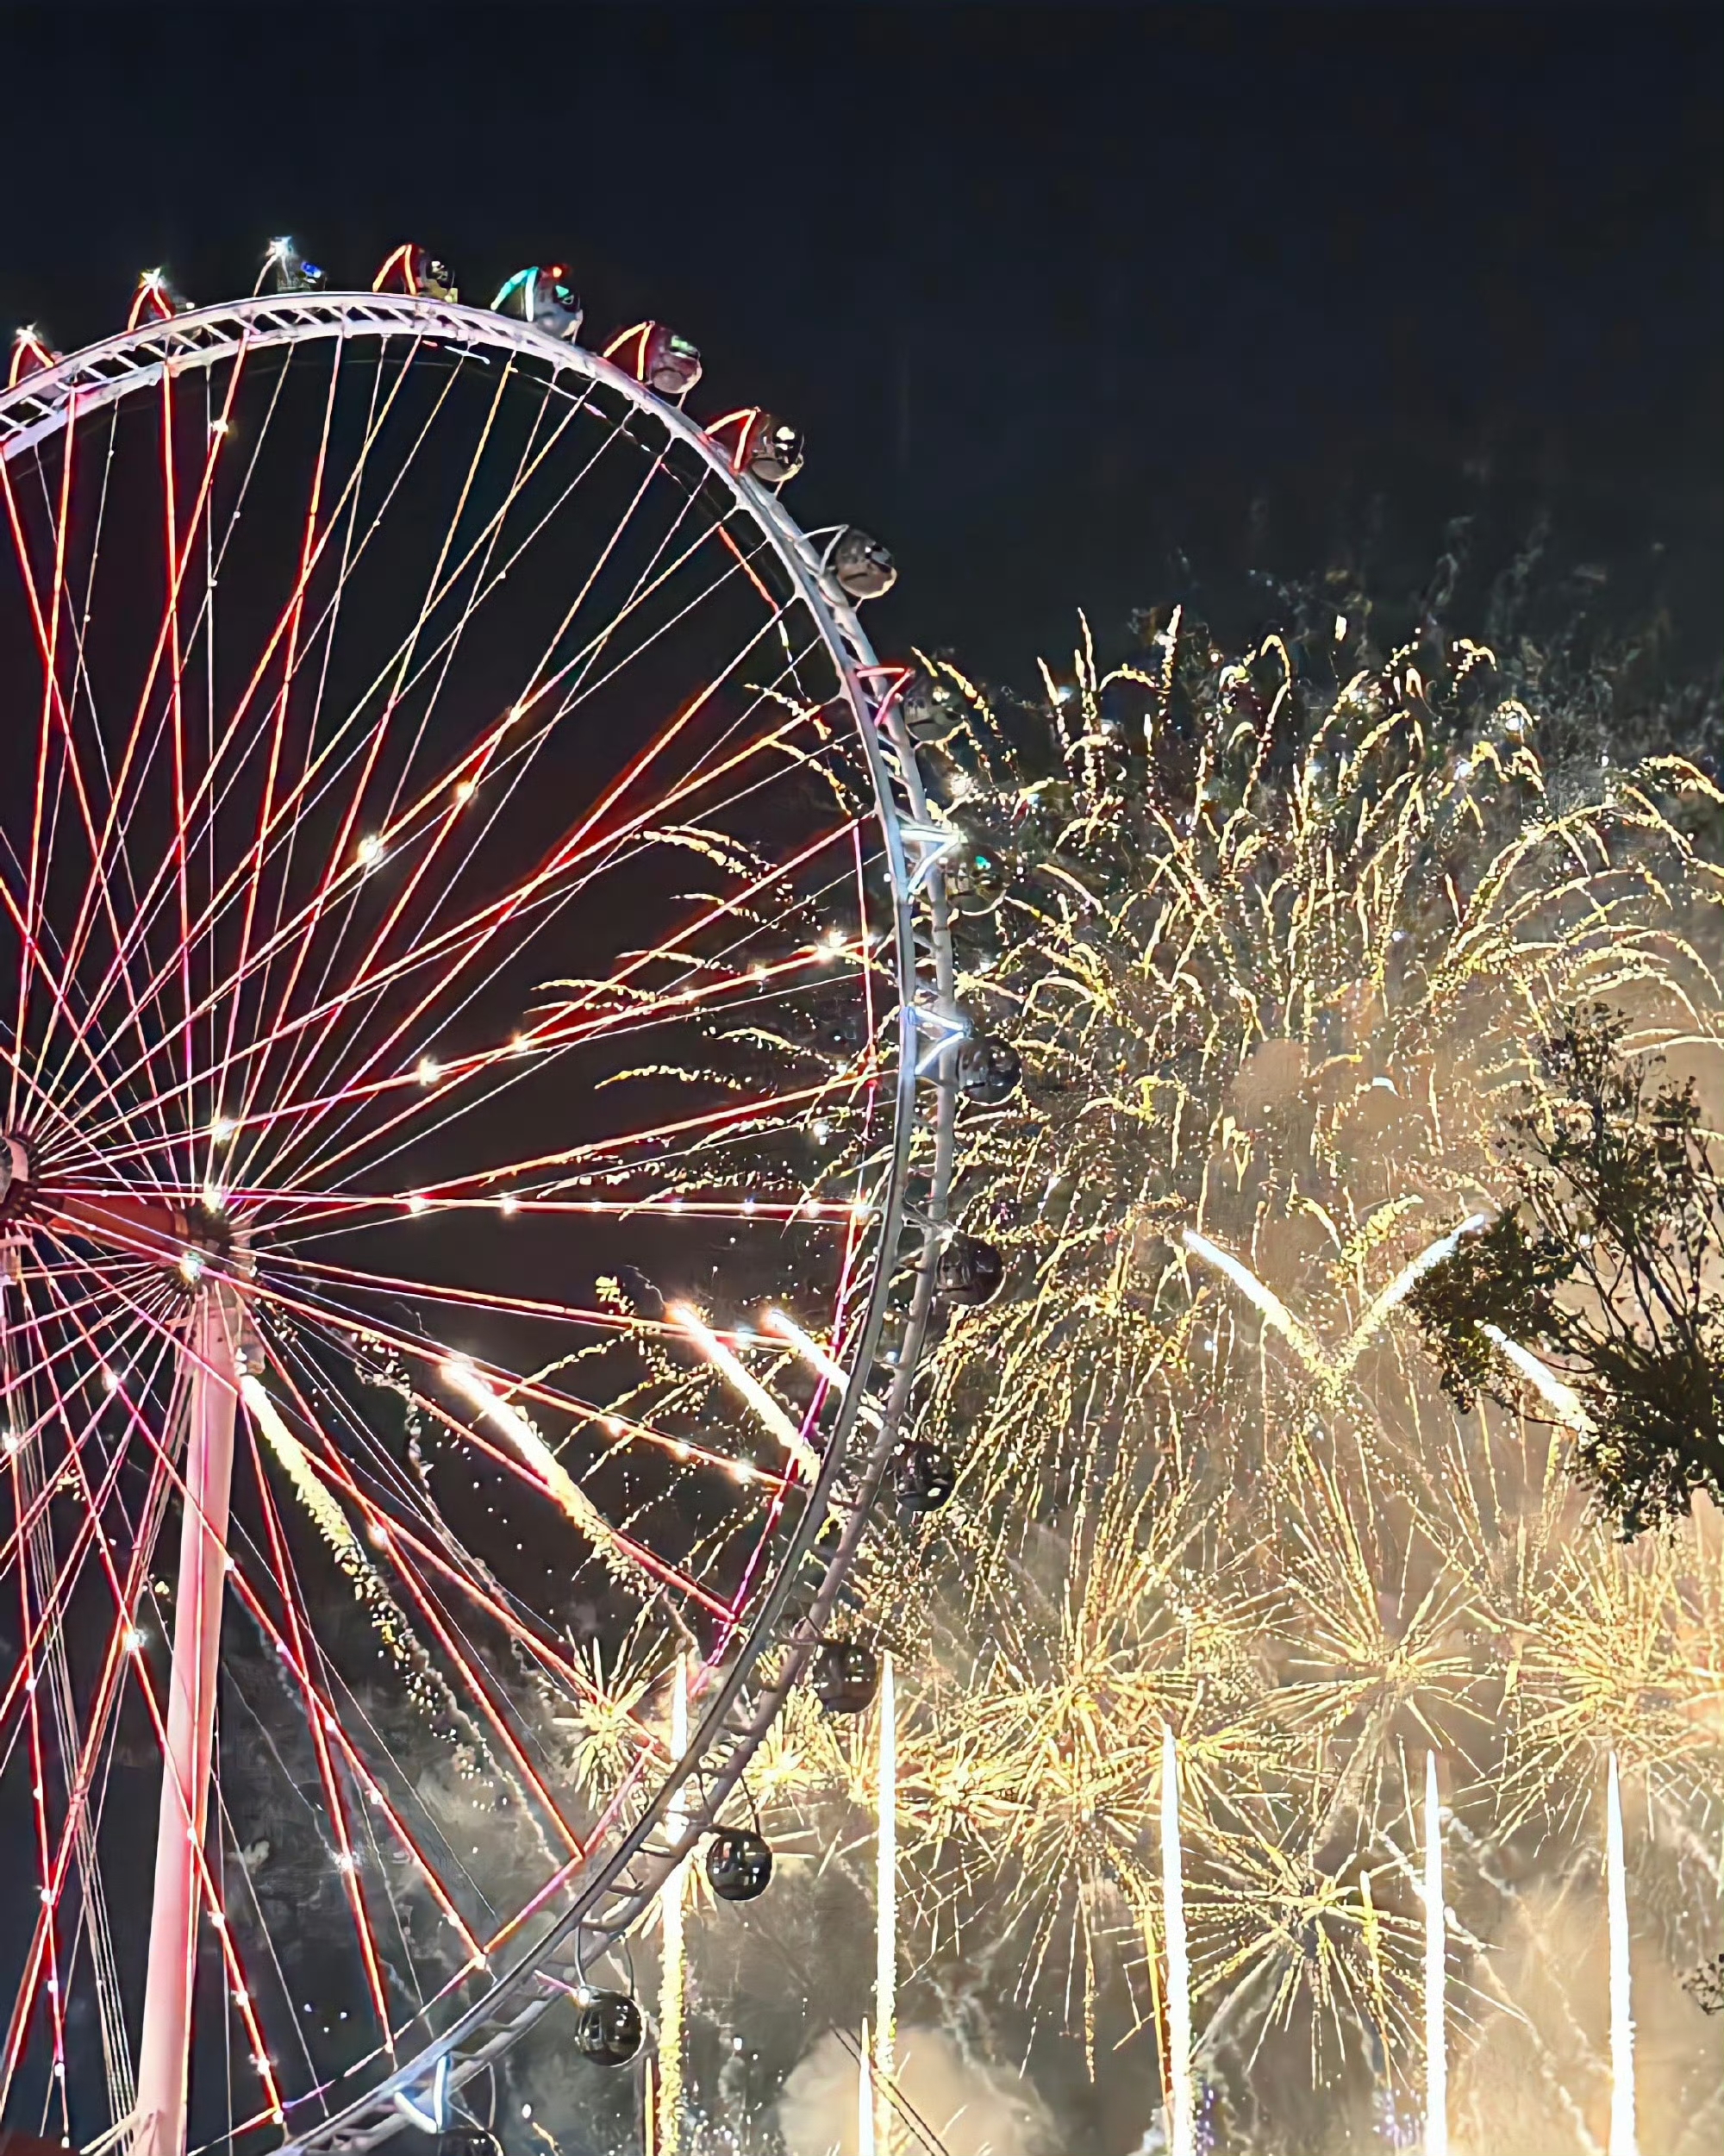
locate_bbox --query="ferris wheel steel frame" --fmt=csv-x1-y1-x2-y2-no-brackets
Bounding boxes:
0,290,960,2150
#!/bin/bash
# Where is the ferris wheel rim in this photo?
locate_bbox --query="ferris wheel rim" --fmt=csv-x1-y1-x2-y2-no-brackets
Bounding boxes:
0,281,962,2142
0,291,864,641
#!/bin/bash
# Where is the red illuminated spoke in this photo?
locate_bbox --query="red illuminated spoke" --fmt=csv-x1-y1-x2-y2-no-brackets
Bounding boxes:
0,1355,177,2105
27,1259,464,2059
5,1324,284,2126
1,286,921,2129
235,448,734,1172
204,345,346,1197
41,353,253,1027
14,391,247,1178
0,483,182,1183
53,385,719,1172
66,656,809,1178
270,681,838,1193
244,1277,754,1620
31,343,449,1136
226,530,813,1194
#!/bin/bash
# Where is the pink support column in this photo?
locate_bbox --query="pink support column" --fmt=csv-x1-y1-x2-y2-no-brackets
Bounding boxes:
134,1288,240,2156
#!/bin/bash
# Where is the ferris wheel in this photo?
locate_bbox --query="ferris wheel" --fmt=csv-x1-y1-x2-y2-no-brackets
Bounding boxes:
0,240,994,2154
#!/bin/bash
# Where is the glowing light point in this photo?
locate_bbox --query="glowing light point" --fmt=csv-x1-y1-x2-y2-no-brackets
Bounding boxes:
356,834,384,869
415,1057,440,1085
405,1194,429,1215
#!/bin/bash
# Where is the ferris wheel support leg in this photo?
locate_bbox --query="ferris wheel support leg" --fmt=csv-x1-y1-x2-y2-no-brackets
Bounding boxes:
134,1289,240,2156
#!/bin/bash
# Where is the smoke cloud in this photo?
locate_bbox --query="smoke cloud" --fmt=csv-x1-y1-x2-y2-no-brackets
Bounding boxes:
779,2027,1059,2156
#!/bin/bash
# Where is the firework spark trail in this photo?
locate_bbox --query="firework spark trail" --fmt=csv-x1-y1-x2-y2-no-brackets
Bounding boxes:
877,1651,898,2155
764,1304,848,1390
1181,1228,1325,1374
1184,1219,1492,1396
1425,1751,1447,2156
1480,1323,1594,1432
241,1375,376,1597
668,1302,821,1484
659,1654,690,2156
786,619,1724,2134
438,1355,640,1583
1160,1726,1195,2156
1608,1754,1638,2156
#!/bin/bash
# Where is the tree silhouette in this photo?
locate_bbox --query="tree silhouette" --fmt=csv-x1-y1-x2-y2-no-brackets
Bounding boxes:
1409,1006,1724,1539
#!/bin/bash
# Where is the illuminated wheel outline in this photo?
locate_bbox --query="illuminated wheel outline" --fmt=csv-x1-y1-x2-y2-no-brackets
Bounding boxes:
0,287,961,2147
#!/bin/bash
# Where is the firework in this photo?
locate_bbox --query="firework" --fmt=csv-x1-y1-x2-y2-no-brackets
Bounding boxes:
591,600,1722,2151
811,611,1724,2137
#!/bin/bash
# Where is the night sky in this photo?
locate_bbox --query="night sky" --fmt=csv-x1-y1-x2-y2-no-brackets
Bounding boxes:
4,3,1719,684
0,3,1719,2136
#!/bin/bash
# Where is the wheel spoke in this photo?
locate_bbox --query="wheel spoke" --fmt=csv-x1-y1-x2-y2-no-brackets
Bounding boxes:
0,282,941,2134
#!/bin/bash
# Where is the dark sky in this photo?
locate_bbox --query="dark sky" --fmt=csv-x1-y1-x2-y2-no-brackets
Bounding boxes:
4,3,1720,680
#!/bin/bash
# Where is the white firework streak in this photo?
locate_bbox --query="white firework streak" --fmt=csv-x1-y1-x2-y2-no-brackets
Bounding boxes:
242,1374,371,1569
1331,1215,1491,1379
439,1357,642,1583
668,1303,821,1484
1182,1220,1490,1394
1477,1324,1593,1433
1182,1228,1327,1373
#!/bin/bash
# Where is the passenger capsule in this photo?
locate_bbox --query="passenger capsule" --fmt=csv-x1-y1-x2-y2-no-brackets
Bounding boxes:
373,244,459,302
936,1233,1004,1307
8,328,59,388
128,272,192,330
956,1033,1022,1104
572,1987,643,2065
268,241,326,293
739,412,803,486
493,265,583,342
705,1826,774,1902
830,528,897,602
892,1438,956,1513
812,1638,880,1715
604,322,703,398
899,669,962,745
